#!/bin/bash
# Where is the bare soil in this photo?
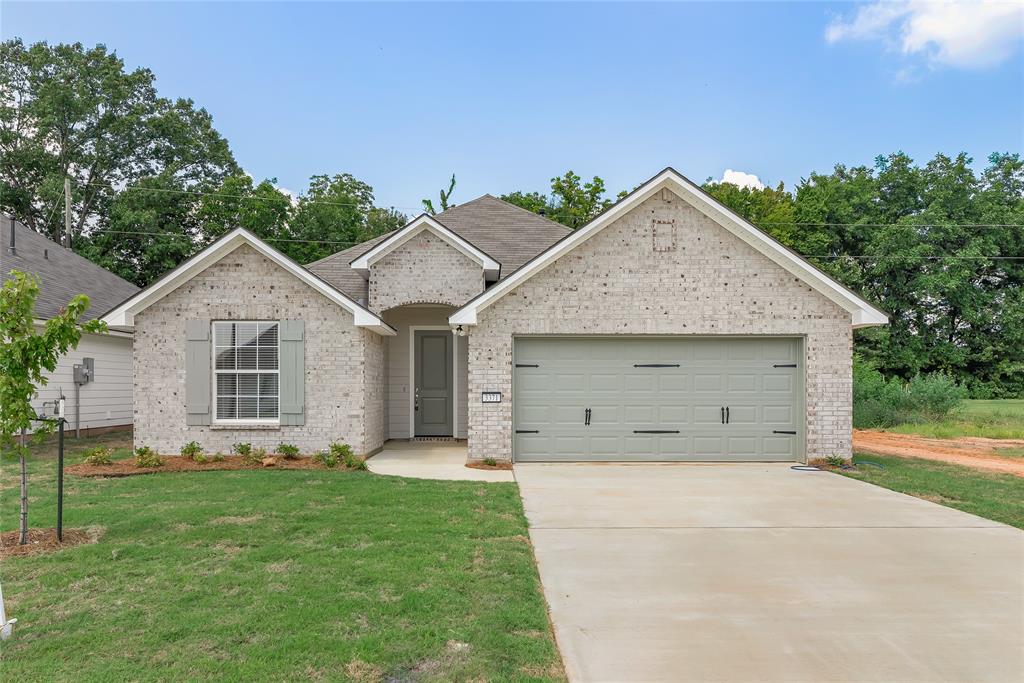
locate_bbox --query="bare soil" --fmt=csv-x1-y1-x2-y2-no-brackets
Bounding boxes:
853,430,1024,477
465,461,514,471
66,455,359,478
0,527,100,558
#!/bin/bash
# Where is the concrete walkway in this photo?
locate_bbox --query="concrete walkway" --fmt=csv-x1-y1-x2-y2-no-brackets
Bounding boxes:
366,440,514,482
516,463,1024,683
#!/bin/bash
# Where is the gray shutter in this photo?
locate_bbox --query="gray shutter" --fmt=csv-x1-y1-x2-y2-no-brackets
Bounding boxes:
185,320,211,426
279,320,305,426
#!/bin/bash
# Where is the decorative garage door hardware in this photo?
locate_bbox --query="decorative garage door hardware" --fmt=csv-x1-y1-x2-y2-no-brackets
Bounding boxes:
773,430,797,435
515,429,539,434
633,363,681,368
720,407,731,424
584,408,592,425
515,363,539,368
773,363,798,368
633,430,681,434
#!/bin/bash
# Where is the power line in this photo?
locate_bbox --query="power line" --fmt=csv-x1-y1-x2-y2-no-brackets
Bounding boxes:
81,228,365,247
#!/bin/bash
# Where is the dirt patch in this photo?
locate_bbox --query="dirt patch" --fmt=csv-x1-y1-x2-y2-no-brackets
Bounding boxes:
466,461,513,471
853,430,1024,477
66,455,361,477
0,527,101,558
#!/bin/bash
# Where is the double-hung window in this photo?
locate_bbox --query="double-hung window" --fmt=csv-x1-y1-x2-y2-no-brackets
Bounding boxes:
213,321,279,423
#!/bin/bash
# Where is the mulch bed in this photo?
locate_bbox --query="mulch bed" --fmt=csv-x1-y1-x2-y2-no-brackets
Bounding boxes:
66,455,354,478
1,528,100,559
465,461,513,471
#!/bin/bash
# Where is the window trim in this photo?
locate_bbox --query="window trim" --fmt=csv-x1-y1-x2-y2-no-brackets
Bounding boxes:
211,320,281,426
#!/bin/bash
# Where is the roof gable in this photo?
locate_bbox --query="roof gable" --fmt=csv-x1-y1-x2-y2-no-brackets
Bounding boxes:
450,168,888,328
349,214,500,280
101,228,395,336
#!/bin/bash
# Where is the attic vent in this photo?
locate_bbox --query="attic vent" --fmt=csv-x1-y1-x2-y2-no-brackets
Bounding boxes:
652,218,676,252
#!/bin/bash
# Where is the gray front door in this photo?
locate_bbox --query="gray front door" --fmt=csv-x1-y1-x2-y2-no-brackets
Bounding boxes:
513,337,803,462
414,330,453,436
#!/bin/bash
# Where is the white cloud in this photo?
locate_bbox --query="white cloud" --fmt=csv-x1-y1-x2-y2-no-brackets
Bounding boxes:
716,169,765,190
826,0,1024,69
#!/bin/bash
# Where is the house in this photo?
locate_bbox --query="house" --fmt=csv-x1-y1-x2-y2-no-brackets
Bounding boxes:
102,168,887,463
2,216,139,435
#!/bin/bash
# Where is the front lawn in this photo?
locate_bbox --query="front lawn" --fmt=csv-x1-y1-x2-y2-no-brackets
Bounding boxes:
843,453,1024,529
885,399,1024,439
0,432,564,681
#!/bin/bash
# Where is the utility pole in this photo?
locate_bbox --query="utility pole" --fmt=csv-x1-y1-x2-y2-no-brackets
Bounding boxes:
64,177,72,248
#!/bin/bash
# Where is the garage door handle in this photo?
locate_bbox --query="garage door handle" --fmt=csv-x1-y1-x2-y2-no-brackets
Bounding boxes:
773,363,797,368
633,430,680,434
584,408,591,426
721,407,725,424
772,430,797,435
726,406,730,424
515,363,539,368
633,363,680,368
516,429,539,434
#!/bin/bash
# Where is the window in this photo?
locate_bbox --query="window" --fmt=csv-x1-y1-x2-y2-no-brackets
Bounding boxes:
213,321,279,422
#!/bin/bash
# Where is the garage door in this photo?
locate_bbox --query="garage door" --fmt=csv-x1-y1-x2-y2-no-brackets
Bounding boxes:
513,337,803,462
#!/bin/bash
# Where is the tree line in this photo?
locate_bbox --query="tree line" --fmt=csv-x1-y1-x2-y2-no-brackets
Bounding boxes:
2,40,1021,397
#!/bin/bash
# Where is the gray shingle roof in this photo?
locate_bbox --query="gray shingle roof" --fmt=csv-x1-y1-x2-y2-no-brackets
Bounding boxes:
1,216,140,320
305,195,569,301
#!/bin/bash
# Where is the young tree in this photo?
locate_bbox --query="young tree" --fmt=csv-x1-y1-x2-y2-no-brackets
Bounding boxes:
0,272,105,543
422,174,457,215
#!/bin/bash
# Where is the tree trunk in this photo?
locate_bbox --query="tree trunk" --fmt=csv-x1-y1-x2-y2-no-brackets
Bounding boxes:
19,452,29,545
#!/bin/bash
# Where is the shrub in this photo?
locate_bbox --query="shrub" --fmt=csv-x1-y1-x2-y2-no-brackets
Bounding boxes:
180,441,204,460
193,452,209,464
312,449,338,468
824,455,847,468
232,442,252,456
134,446,164,468
853,357,966,428
241,446,266,465
211,453,226,462
329,442,366,470
275,443,300,459
483,457,498,467
83,447,113,466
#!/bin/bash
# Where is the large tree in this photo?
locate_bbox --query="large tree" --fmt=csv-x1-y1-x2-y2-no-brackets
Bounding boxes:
501,171,618,228
0,39,237,245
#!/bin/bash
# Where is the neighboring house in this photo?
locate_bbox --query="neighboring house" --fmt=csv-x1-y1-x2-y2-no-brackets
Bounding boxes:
2,216,139,434
102,168,887,463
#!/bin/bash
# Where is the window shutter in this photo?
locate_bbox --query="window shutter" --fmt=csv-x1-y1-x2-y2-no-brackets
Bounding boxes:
279,320,305,426
185,320,211,425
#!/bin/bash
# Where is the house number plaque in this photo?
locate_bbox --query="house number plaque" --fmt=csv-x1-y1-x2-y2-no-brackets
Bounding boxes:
481,392,502,403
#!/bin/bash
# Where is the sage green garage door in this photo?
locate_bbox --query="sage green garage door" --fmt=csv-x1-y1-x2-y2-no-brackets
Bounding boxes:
513,337,803,462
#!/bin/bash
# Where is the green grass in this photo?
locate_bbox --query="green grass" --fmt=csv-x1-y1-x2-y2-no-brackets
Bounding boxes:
884,399,1024,439
843,453,1024,529
0,432,564,682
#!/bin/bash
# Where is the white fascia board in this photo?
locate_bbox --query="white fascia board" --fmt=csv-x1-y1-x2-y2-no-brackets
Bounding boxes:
350,215,501,280
450,169,888,328
101,228,396,336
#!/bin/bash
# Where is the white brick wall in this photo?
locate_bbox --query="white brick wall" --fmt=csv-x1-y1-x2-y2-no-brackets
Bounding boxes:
133,244,384,456
368,232,484,313
467,189,853,462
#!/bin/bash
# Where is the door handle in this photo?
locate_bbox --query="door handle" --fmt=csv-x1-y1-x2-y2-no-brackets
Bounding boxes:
721,407,725,424
414,387,420,412
584,408,592,426
726,407,730,424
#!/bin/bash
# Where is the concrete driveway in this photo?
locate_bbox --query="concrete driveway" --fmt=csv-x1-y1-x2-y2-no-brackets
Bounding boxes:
515,463,1024,683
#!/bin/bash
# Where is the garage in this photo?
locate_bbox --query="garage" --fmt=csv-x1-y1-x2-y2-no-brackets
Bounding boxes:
513,337,804,462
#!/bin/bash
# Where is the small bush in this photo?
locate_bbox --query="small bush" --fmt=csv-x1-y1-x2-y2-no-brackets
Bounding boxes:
83,447,113,466
134,446,164,468
211,453,226,462
232,442,252,456
193,453,209,464
241,446,266,465
312,449,338,468
853,357,966,428
483,457,498,467
329,442,366,470
824,455,847,468
180,441,204,460
275,443,300,459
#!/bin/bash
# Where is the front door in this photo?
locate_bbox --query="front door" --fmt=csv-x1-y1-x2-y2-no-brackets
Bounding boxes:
414,330,453,436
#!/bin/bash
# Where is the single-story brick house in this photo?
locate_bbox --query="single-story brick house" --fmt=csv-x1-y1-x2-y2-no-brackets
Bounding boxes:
102,168,887,463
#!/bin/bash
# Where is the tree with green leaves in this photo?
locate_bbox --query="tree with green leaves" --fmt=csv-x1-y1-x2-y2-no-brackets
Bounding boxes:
501,171,617,229
422,174,457,215
1,271,106,544
0,39,237,245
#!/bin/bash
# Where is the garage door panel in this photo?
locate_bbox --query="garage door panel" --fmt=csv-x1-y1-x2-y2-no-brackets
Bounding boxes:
514,337,803,462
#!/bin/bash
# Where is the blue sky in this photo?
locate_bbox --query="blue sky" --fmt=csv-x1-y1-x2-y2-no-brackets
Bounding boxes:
4,1,1022,210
